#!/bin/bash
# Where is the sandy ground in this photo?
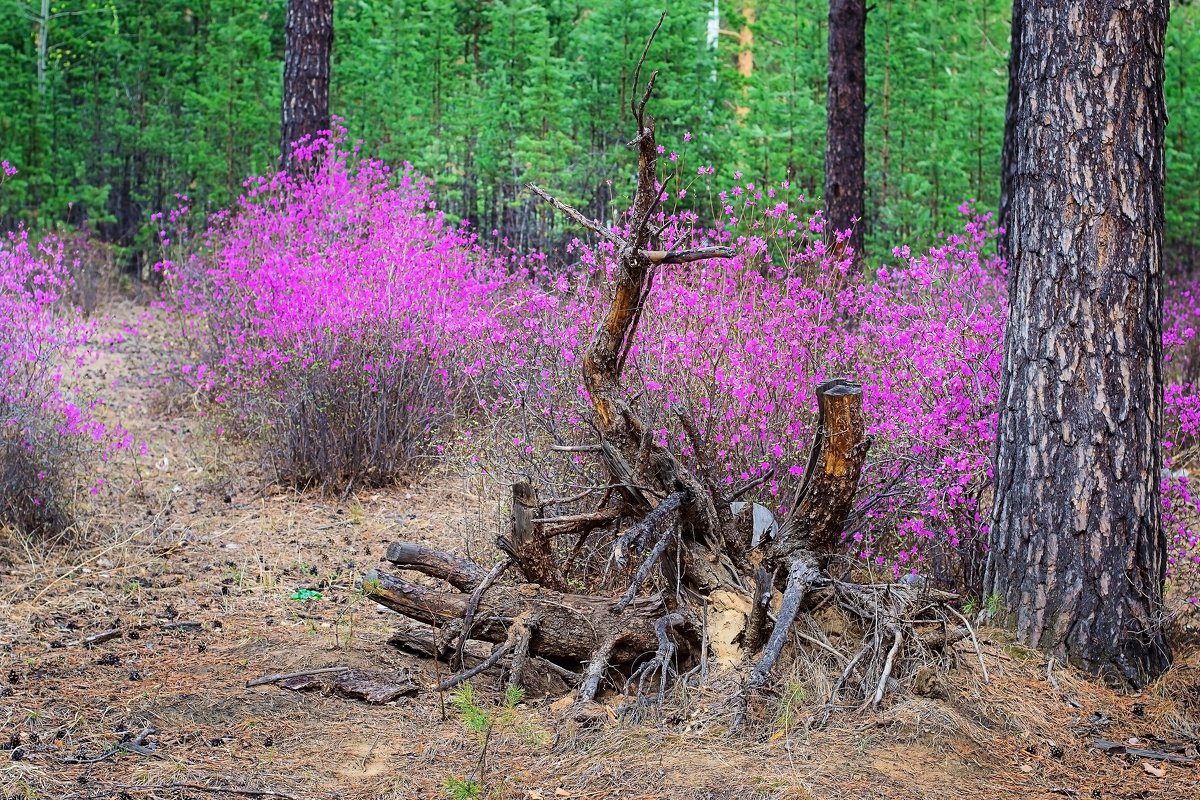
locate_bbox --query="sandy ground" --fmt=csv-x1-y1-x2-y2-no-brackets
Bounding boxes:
1,299,1198,800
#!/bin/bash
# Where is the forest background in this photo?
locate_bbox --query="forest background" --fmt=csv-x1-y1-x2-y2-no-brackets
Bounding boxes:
2,0,1198,270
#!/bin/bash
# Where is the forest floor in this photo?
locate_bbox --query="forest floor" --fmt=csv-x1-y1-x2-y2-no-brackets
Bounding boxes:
2,299,1200,800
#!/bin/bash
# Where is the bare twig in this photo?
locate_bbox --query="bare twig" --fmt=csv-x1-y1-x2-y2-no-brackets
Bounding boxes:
439,641,513,692
73,628,122,647
729,468,776,502
947,605,990,684
871,623,903,708
612,521,676,614
246,666,348,688
544,486,609,506
630,12,667,127
457,558,512,667
829,643,870,707
526,184,618,244
1092,739,1196,765
550,443,603,452
57,726,156,764
532,507,623,527
794,626,850,664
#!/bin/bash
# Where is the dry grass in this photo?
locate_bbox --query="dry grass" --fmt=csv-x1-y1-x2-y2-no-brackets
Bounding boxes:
1,301,1198,800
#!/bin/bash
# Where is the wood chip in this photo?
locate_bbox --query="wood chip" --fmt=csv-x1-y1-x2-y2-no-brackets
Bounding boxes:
77,629,122,647
1093,739,1196,766
332,668,418,704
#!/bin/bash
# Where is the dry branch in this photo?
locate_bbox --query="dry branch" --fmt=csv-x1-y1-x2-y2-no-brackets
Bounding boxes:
246,665,348,688
383,543,487,590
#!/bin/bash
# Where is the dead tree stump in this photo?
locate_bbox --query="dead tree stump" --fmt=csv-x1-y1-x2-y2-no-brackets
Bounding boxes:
363,18,960,719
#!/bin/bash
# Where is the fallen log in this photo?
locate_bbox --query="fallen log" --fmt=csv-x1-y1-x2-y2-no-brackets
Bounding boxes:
364,569,689,665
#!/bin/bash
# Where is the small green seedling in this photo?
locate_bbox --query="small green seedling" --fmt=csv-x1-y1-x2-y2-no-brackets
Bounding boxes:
442,683,524,799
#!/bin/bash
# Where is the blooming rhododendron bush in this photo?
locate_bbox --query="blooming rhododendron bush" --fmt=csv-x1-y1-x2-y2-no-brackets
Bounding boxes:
160,131,535,490
0,173,134,535
1162,276,1200,604
160,128,1200,604
472,174,1008,589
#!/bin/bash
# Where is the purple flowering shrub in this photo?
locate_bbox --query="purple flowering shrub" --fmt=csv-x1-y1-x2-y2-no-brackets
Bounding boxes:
474,174,1005,587
1162,276,1200,603
1,212,133,535
161,133,1200,600
160,131,528,490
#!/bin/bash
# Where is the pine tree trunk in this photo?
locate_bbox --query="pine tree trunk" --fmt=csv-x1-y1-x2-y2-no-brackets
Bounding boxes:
997,0,1023,253
280,0,333,173
825,0,866,265
987,0,1171,687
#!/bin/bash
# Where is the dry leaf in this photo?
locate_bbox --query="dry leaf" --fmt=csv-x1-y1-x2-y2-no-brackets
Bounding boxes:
1143,762,1166,778
555,790,571,798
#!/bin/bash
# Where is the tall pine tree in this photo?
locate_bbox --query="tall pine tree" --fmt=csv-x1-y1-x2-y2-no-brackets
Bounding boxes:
988,0,1172,686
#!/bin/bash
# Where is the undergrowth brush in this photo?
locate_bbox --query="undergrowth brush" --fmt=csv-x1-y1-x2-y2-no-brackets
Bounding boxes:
0,170,135,538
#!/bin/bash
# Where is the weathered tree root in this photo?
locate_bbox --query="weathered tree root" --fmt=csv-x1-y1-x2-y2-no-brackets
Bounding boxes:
747,557,826,691
623,612,687,715
366,370,881,709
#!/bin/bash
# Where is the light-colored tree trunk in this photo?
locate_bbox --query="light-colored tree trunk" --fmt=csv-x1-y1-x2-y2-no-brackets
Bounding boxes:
37,0,49,96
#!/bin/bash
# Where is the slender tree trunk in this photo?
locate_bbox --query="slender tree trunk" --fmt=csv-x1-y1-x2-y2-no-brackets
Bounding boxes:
36,0,49,97
280,0,333,173
997,0,1023,253
732,3,756,119
825,0,866,265
736,4,755,77
987,0,1171,687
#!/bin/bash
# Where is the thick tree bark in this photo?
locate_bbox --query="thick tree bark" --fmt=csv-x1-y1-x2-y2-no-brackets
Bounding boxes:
824,0,866,266
280,0,333,173
987,0,1171,686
